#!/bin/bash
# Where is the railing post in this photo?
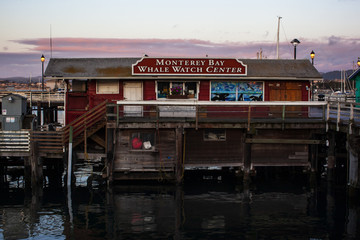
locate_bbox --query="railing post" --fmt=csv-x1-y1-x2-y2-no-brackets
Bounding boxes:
156,105,160,130
67,126,73,188
247,105,251,132
282,105,286,120
84,118,88,160
326,102,330,132
195,105,199,130
337,102,340,131
116,104,119,127
349,103,354,135
48,90,51,107
282,105,286,130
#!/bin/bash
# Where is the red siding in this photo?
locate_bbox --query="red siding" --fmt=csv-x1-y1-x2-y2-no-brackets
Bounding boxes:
302,82,310,101
66,80,124,124
87,80,123,108
199,80,210,101
143,80,156,100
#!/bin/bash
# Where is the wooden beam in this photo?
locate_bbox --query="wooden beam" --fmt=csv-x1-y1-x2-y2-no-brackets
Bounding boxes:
90,134,106,148
245,138,325,144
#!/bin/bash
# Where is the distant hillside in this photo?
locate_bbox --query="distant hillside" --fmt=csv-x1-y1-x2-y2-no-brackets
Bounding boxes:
321,70,354,81
0,76,42,83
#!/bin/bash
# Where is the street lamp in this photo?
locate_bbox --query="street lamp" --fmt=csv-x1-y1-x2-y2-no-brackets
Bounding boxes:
41,54,45,91
357,57,360,68
291,39,300,59
310,50,315,65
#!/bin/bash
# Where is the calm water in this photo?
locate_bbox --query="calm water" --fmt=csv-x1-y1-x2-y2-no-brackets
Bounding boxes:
0,170,359,240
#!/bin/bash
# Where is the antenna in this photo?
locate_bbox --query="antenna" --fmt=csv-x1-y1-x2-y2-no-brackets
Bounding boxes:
50,24,53,58
276,16,282,59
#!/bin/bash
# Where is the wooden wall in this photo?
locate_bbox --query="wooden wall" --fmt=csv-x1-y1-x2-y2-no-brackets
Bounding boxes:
251,129,311,166
185,129,244,167
114,129,176,172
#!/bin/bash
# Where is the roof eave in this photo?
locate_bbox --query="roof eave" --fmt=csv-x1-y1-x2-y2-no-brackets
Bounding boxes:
44,76,322,81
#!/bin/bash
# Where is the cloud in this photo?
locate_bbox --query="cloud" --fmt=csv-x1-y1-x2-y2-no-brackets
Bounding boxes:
1,36,360,77
328,35,342,46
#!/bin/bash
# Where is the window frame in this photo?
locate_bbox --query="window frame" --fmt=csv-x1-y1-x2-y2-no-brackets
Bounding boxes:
96,79,119,94
210,81,264,101
203,129,226,141
156,80,199,99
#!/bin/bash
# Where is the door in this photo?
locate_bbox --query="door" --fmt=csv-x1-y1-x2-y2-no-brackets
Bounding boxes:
124,82,143,117
268,82,303,117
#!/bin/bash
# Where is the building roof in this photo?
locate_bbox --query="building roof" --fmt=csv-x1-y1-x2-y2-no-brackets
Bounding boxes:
2,93,27,100
349,68,360,81
44,57,322,80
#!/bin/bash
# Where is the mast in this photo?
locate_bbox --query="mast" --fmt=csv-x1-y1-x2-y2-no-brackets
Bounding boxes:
50,24,53,58
276,16,282,59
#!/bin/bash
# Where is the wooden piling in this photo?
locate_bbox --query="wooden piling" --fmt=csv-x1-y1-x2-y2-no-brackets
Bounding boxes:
30,141,43,190
348,135,360,194
0,162,4,186
24,157,31,191
175,127,184,184
327,132,336,182
243,133,252,184
37,102,41,126
106,128,115,186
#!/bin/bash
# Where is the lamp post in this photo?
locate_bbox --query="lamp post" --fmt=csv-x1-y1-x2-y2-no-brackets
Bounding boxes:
41,55,45,91
310,50,315,65
291,39,300,59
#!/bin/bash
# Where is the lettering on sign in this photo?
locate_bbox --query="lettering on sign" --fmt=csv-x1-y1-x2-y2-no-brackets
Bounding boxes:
132,57,247,76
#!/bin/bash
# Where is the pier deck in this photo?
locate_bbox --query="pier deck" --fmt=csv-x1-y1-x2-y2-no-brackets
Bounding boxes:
1,100,360,186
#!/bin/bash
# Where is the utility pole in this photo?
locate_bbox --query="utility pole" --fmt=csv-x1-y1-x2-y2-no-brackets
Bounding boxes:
276,16,282,59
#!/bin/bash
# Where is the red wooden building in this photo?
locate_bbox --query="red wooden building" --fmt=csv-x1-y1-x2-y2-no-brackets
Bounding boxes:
45,57,320,123
45,57,323,182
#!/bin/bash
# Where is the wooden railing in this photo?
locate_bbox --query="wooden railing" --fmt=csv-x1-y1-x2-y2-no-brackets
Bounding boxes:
327,101,360,133
0,131,30,153
0,91,65,103
30,131,64,154
111,100,360,132
1,100,358,156
62,100,108,146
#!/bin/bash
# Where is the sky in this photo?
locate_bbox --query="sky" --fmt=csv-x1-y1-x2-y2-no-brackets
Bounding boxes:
0,0,360,78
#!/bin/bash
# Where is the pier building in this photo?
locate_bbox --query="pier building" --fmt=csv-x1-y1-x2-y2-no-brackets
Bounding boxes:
1,56,359,191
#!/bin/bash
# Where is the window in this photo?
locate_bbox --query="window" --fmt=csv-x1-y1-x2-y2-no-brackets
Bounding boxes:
157,81,198,99
204,129,226,141
96,79,119,94
71,80,87,92
211,81,263,101
131,132,155,150
5,117,16,123
157,82,170,98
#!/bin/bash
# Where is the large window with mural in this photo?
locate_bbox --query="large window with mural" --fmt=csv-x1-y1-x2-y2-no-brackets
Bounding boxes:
211,81,263,101
157,81,198,99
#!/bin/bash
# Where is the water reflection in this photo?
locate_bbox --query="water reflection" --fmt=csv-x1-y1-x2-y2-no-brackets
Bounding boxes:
0,178,359,239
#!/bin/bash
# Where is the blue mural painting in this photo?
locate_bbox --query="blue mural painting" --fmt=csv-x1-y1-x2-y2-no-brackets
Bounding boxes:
211,81,263,101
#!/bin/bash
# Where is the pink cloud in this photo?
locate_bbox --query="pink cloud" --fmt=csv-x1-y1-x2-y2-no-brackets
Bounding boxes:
1,36,360,77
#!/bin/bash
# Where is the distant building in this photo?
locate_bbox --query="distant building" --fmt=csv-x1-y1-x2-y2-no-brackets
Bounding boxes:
349,68,360,102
